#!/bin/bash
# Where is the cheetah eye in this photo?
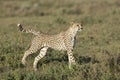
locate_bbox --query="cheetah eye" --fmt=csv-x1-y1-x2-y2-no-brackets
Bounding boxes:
81,24,83,26
76,24,79,26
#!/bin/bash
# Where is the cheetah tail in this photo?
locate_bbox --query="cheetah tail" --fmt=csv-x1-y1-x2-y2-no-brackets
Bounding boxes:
17,23,40,35
17,24,24,32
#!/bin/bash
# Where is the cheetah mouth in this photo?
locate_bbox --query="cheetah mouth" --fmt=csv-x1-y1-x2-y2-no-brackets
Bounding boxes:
78,29,83,31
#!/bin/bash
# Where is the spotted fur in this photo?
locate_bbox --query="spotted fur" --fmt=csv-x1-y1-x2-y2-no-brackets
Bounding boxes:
17,22,83,71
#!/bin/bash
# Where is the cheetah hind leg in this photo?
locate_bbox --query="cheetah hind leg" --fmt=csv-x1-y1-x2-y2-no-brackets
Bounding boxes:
33,47,48,71
22,46,39,66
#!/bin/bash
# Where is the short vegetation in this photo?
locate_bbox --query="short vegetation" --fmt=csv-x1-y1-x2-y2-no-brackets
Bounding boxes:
0,0,120,80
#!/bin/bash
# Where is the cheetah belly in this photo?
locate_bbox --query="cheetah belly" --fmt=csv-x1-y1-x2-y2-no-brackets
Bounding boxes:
49,39,66,51
55,40,66,50
43,37,66,51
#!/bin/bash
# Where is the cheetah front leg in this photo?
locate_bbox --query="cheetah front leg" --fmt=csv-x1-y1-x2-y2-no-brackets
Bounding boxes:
67,49,76,69
33,47,48,71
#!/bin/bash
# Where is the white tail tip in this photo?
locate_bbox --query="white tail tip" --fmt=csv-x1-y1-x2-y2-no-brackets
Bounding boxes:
17,23,21,27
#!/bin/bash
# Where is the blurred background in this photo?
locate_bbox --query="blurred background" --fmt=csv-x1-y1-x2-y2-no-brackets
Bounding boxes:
0,0,120,80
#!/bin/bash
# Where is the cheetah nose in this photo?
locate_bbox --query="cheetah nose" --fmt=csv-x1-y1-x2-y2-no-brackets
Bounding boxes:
81,27,83,30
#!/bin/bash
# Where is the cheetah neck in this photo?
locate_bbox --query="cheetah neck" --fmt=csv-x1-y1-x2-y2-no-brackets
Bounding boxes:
67,27,78,48
69,27,78,37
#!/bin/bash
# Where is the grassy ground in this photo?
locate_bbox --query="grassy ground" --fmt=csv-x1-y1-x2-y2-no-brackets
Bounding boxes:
0,0,120,80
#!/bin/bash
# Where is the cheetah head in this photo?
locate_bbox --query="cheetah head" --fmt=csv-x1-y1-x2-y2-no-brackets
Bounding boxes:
71,22,83,32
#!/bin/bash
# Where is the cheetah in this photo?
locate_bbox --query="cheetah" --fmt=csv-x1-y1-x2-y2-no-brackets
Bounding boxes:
17,22,83,71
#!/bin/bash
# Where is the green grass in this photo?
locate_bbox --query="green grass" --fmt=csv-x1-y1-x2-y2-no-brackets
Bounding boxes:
0,0,120,80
